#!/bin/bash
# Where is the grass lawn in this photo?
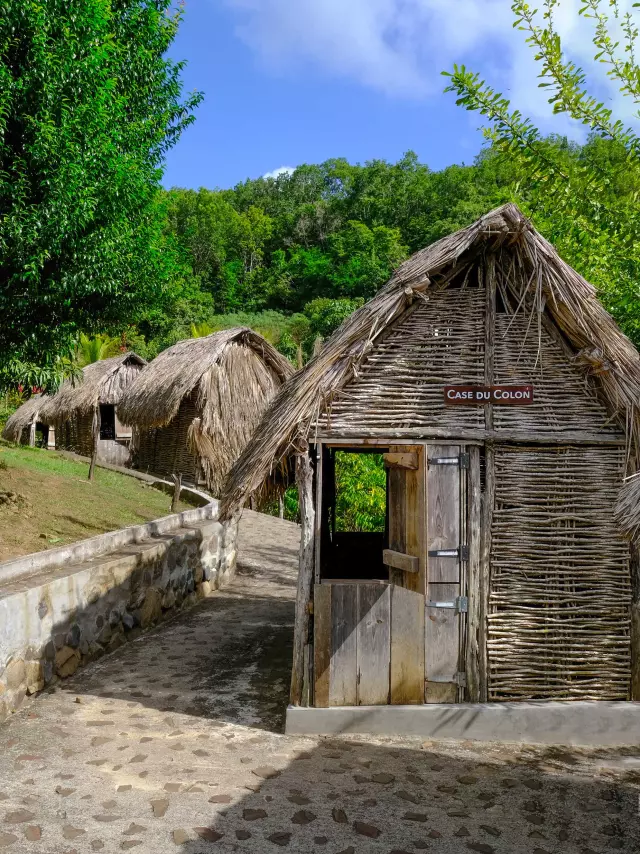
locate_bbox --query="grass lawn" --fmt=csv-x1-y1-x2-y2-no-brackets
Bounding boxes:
0,443,191,562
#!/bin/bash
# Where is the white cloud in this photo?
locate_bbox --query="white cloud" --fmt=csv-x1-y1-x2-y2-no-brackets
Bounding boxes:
263,165,296,179
223,0,640,132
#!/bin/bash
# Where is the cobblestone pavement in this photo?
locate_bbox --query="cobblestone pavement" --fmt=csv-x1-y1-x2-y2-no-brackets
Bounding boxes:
0,510,639,853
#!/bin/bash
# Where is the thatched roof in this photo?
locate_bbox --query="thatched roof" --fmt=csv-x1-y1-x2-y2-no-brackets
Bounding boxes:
2,394,48,442
40,353,146,425
615,474,640,546
220,202,640,518
117,328,294,495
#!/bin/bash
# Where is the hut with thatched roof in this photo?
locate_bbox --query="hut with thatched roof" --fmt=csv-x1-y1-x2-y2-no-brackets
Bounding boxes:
40,353,146,467
2,394,55,449
117,328,294,496
221,203,640,726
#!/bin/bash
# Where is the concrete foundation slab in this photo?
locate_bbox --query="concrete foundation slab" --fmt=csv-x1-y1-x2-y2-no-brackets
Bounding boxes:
286,701,640,746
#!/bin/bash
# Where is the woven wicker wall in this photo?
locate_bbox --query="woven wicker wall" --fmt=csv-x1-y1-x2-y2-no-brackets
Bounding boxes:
319,286,486,434
316,284,623,440
488,445,631,700
135,394,199,483
56,413,93,457
493,314,619,437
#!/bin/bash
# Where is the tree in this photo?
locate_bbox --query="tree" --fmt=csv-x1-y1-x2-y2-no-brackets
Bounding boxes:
0,0,202,389
443,0,640,345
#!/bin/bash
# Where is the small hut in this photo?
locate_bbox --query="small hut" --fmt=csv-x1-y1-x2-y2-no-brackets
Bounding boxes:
40,353,146,466
117,328,294,496
2,394,55,449
222,203,640,723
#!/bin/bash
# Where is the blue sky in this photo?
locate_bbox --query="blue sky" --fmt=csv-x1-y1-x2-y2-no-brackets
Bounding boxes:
163,0,611,191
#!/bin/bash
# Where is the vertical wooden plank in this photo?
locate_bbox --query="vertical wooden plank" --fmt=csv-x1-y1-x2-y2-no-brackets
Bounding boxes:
290,453,315,705
390,586,425,704
425,582,460,698
465,446,482,702
313,583,331,708
427,445,461,583
356,585,391,705
329,584,358,706
387,452,407,588
405,444,426,594
479,444,495,703
314,442,323,584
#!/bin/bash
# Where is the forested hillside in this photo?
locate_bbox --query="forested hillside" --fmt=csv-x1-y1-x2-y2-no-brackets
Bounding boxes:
125,137,639,365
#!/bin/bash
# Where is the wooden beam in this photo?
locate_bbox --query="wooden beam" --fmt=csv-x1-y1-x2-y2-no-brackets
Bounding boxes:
318,429,625,445
383,548,419,574
383,451,418,470
465,446,482,702
290,452,315,706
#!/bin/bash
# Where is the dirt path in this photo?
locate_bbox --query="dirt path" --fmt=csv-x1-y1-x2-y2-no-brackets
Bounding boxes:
0,510,638,853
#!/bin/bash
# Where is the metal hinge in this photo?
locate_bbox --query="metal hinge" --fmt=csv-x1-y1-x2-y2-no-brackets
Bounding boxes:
428,453,470,470
428,545,469,561
426,596,468,613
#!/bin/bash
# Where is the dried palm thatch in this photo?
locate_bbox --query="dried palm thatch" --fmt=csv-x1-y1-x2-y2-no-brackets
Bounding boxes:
117,328,294,496
40,353,146,425
615,473,640,545
221,203,640,518
2,394,48,443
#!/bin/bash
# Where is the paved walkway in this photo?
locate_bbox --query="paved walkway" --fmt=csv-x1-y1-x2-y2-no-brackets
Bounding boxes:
0,511,639,853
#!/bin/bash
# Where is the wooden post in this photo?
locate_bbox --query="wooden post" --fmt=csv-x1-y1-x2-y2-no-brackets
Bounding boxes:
290,451,315,706
278,494,284,519
171,473,182,513
479,443,495,702
88,406,100,481
484,255,496,432
631,545,640,701
465,446,482,702
28,420,36,448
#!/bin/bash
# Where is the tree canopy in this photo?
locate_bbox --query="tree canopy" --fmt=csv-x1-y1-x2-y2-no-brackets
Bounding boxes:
444,0,640,345
0,0,201,389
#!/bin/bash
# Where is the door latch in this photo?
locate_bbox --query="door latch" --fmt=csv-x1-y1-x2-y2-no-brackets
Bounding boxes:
425,596,468,613
428,545,469,561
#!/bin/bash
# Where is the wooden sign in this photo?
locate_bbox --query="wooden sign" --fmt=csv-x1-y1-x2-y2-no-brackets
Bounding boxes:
444,385,534,406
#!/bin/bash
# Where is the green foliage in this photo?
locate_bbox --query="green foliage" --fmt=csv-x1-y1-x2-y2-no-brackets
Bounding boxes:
334,453,386,533
0,0,201,389
443,0,640,346
76,334,112,367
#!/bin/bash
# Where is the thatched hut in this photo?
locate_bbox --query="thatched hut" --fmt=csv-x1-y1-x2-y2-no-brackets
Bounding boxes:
117,328,294,496
40,353,146,466
221,203,640,723
2,394,55,449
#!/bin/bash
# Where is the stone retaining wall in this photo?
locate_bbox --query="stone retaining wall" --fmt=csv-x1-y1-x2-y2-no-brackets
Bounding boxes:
0,502,238,723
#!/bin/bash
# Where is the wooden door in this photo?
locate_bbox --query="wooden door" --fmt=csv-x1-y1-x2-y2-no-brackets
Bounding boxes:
383,445,426,704
425,444,466,702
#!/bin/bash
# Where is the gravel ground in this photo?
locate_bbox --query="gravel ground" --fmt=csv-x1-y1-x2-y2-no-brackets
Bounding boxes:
0,510,639,853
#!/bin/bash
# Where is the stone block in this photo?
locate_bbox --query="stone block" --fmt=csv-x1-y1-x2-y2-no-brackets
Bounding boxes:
161,589,176,610
25,660,43,693
5,659,25,691
199,581,212,598
66,623,82,648
140,588,162,627
194,564,204,584
55,647,80,678
122,611,135,631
